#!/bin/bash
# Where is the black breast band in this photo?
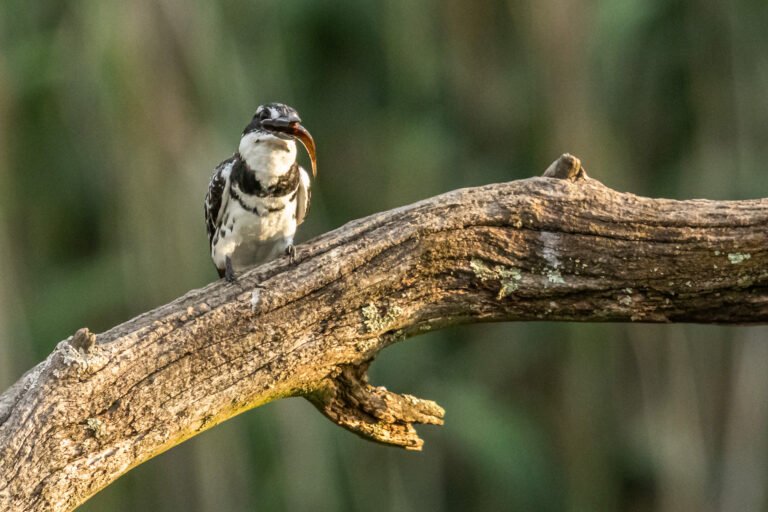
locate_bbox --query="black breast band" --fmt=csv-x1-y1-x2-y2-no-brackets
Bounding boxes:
231,155,300,197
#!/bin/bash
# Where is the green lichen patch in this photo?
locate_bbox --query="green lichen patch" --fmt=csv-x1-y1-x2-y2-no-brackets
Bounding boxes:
86,418,105,439
545,268,565,285
362,302,404,332
728,252,751,264
355,337,379,353
737,275,754,287
470,259,523,299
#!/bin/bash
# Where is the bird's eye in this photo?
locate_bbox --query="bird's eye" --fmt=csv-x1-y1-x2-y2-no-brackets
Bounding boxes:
259,109,271,120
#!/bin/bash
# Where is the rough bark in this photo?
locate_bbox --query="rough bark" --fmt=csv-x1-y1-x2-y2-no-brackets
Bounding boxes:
1,155,767,511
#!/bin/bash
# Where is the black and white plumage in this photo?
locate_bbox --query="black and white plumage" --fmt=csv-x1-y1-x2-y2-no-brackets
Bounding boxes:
205,103,317,281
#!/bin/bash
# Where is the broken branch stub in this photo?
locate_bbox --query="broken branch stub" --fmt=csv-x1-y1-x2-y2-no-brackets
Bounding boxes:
308,362,445,450
542,153,587,181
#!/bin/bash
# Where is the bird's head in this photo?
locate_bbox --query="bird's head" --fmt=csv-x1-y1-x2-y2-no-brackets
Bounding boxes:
241,103,317,176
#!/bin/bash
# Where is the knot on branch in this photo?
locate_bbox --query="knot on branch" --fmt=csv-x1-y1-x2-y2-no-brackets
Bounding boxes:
308,362,445,451
69,327,96,352
51,327,108,378
542,153,587,181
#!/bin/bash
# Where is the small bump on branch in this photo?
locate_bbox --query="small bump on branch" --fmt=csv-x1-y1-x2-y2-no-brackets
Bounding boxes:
307,362,445,451
69,327,96,353
542,153,587,181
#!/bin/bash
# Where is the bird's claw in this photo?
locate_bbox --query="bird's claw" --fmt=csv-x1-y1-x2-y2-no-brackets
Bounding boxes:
285,244,297,265
225,256,237,283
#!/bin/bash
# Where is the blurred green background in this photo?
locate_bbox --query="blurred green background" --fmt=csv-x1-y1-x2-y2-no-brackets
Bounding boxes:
1,1,768,511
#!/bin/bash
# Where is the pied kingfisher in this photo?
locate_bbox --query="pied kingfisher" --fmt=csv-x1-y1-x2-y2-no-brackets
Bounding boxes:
204,103,317,281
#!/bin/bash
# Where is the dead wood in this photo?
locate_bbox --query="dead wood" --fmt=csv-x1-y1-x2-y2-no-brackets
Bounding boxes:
1,155,766,511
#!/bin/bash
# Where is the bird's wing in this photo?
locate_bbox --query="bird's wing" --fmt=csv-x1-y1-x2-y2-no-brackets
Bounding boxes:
204,156,235,249
295,166,312,225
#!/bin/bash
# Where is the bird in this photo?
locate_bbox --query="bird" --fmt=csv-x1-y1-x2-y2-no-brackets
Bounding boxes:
204,103,317,282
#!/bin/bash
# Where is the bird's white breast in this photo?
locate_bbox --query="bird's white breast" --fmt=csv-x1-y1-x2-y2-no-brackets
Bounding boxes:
238,132,297,185
211,185,298,270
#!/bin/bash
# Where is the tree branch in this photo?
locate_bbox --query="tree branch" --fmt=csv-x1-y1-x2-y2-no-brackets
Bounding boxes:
1,155,767,511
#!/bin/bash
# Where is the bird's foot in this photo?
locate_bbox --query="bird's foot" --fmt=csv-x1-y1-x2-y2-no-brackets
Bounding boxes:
225,256,237,283
285,244,298,265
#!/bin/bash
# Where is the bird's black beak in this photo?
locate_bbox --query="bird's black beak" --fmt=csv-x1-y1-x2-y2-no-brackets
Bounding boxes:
262,115,317,177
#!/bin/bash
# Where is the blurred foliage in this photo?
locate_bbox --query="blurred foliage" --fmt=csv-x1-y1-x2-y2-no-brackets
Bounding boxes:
1,1,768,511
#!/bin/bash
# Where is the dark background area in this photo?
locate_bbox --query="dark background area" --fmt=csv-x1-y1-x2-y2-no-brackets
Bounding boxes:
1,1,767,511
